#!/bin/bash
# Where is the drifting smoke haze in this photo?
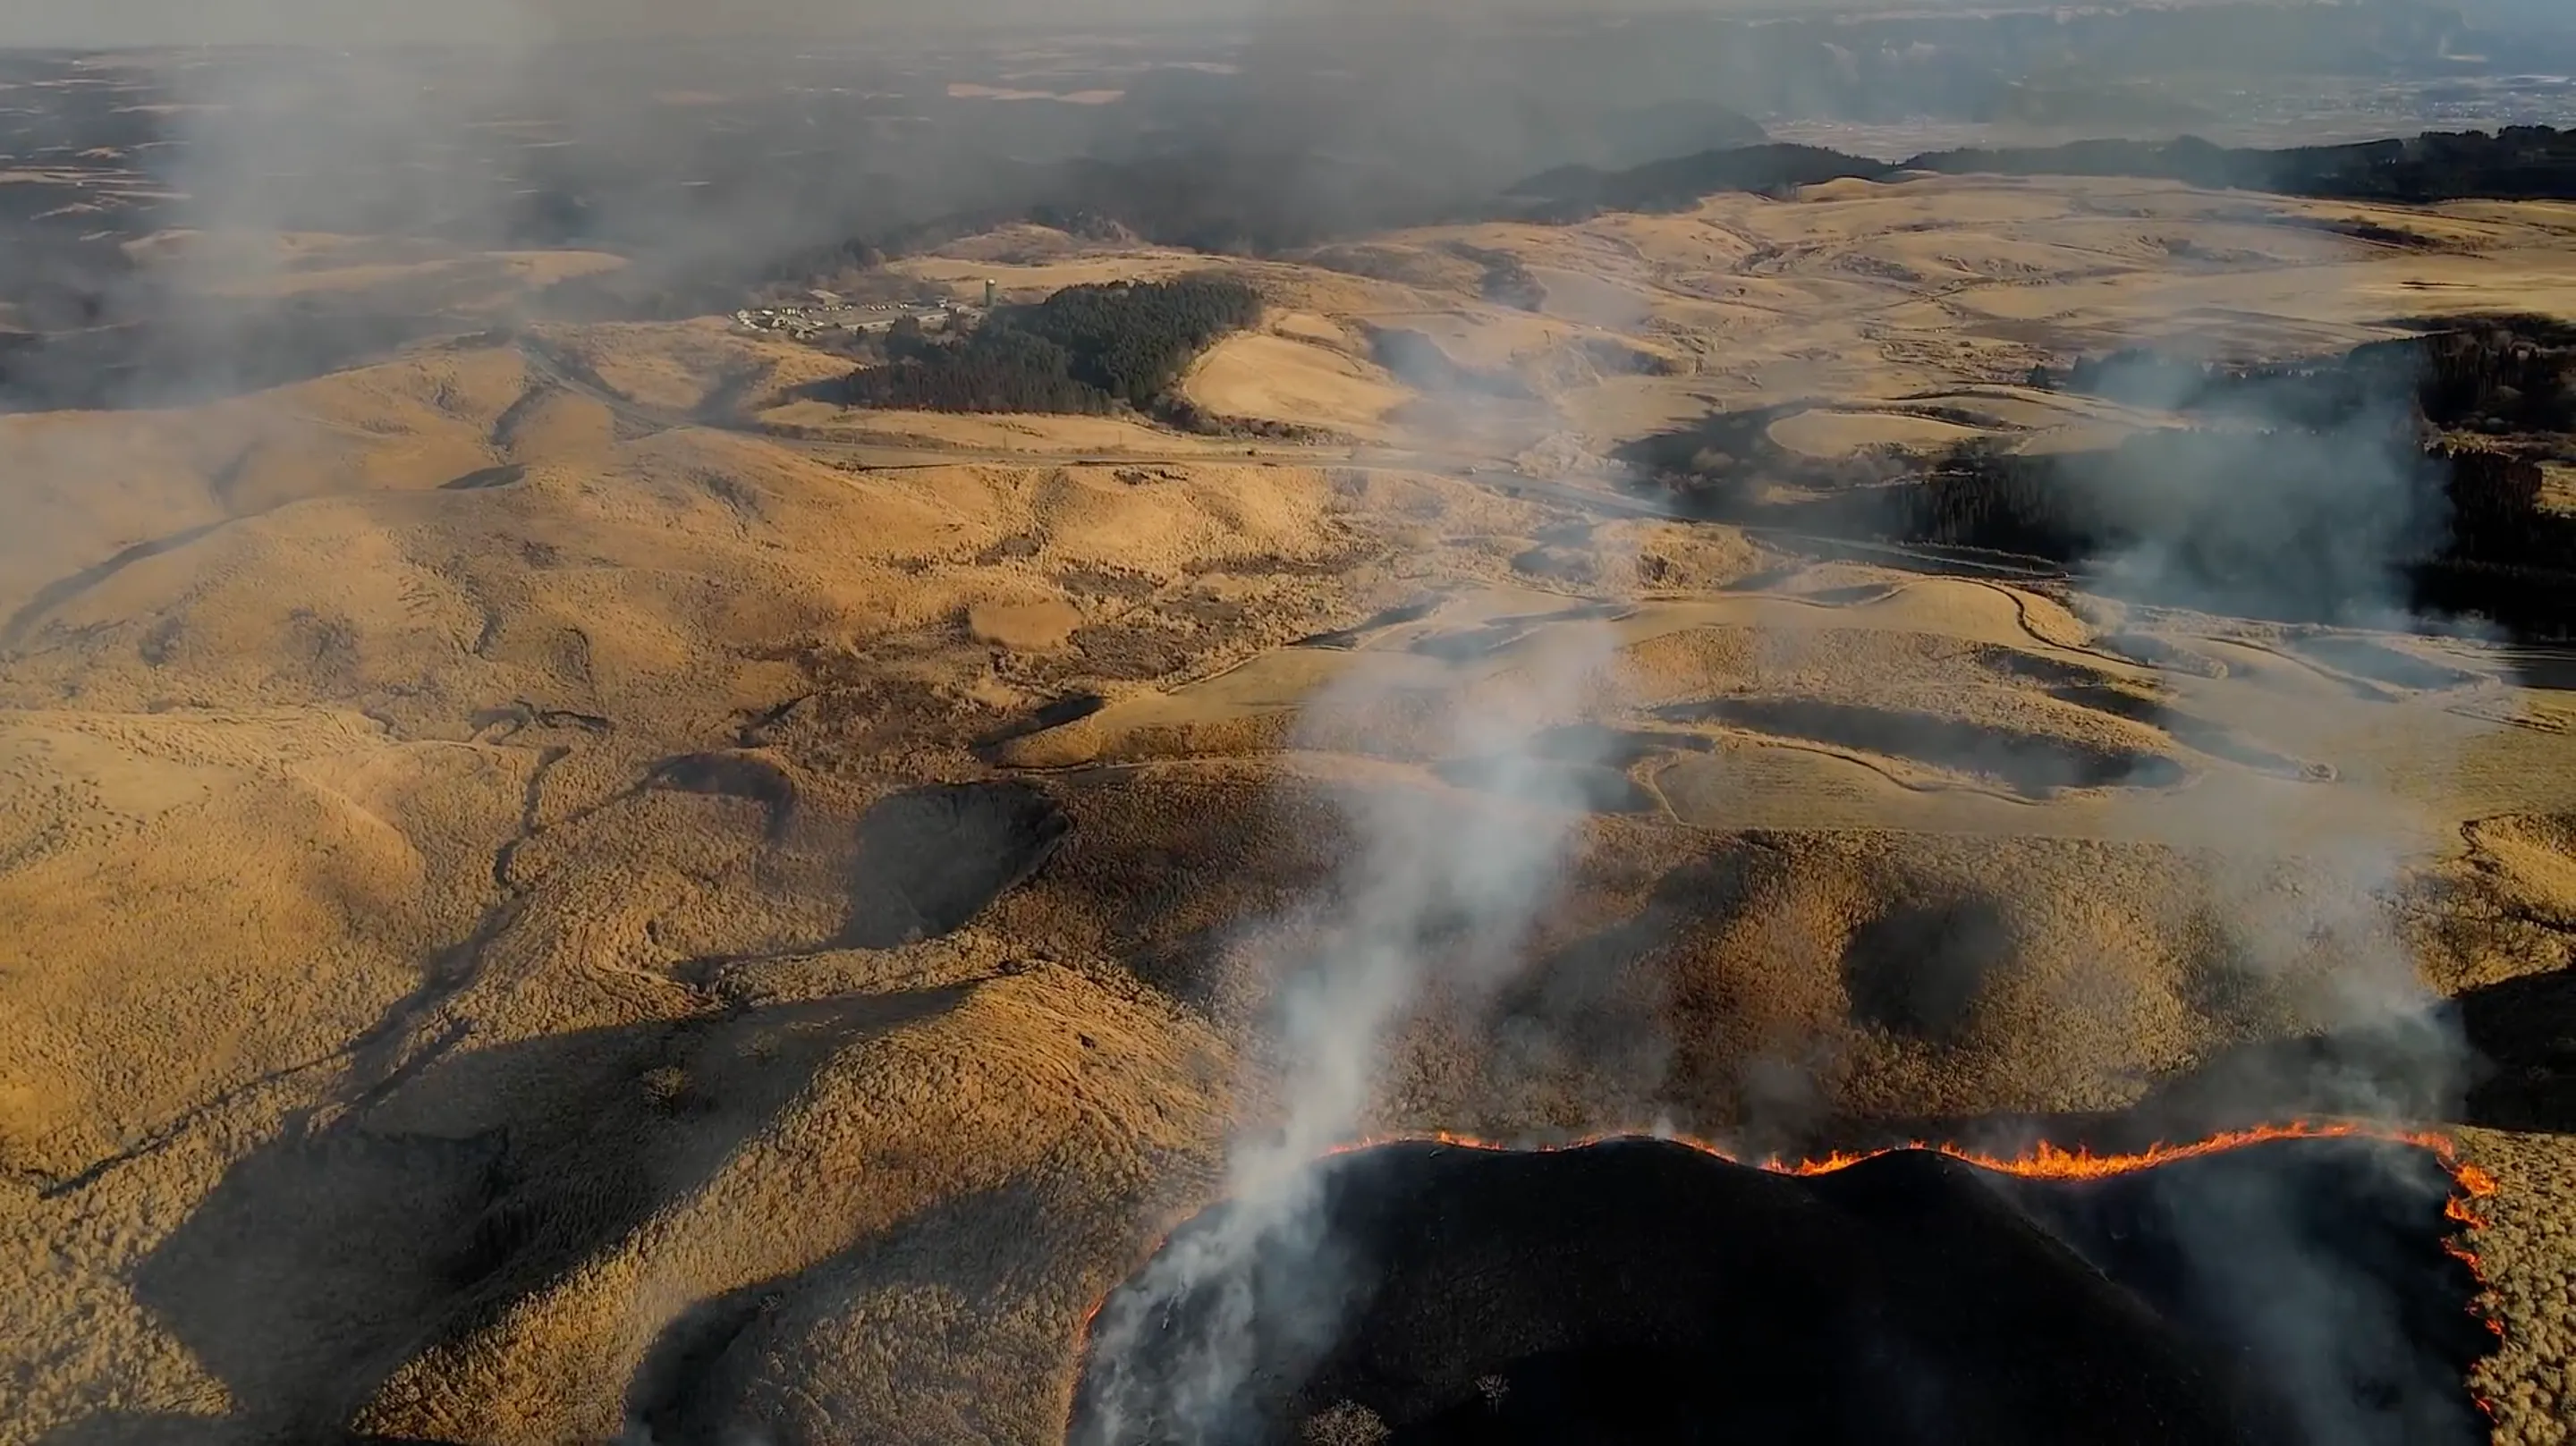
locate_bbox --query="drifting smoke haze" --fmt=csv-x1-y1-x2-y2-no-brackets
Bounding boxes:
2062,387,2489,1446
1680,233,2495,1446
2,0,2561,1441
1068,17,2512,1446
1076,366,2496,1442
1,1,1792,409
2078,349,2484,1085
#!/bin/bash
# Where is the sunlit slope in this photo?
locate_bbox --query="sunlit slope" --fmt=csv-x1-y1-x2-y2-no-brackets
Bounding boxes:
4,176,2576,1445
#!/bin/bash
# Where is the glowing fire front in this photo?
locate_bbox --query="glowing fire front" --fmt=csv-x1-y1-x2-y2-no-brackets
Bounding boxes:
1315,1119,2497,1183
1068,1120,2505,1434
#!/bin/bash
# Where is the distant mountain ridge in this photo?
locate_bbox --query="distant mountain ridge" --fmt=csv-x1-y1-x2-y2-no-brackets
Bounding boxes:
1502,124,2576,219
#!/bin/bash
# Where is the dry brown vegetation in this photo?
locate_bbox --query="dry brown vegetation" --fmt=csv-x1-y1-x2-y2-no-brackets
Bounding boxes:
5,174,2576,1445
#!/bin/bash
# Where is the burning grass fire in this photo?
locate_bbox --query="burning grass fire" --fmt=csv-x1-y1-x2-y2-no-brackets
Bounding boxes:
1068,1125,2498,1446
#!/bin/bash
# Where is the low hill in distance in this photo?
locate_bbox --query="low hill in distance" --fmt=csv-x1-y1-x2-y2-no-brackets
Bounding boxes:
1504,125,2576,223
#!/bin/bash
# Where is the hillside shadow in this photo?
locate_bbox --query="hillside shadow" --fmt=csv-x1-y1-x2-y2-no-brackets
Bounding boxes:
621,1180,1068,1444
1800,963,2576,1161
1840,898,2012,1045
111,990,963,1441
2454,967,2576,1133
0,521,227,652
838,782,1073,949
1621,372,2576,645
2114,965,2576,1139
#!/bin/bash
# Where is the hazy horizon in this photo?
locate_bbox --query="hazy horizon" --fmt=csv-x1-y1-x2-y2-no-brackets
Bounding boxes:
0,0,2047,51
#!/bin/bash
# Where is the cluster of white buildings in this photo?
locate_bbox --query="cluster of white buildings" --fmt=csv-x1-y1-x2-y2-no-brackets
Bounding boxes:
733,280,1001,342
731,299,979,341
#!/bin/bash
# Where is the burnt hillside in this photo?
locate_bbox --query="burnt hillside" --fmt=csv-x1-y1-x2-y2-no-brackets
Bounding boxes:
1071,1136,2487,1446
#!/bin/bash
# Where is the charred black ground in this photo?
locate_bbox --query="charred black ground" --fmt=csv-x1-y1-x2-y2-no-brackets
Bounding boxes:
1068,1136,2489,1446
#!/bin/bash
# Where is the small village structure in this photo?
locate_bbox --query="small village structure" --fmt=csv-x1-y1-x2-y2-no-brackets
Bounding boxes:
734,280,999,341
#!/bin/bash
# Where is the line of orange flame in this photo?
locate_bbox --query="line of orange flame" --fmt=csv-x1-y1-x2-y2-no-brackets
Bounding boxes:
1067,1120,2505,1431
1318,1120,2503,1191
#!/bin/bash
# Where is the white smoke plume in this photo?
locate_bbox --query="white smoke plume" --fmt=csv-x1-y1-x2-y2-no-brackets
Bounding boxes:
2024,337,2509,1446
4,4,2544,1443
1076,558,1629,1442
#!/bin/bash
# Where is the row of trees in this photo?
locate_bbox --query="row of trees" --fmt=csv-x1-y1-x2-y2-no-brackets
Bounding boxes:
837,328,1114,414
1008,276,1265,407
2419,319,2576,433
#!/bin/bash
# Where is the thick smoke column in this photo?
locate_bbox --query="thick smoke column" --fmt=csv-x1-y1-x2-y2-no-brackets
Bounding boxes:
1077,579,1629,1442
